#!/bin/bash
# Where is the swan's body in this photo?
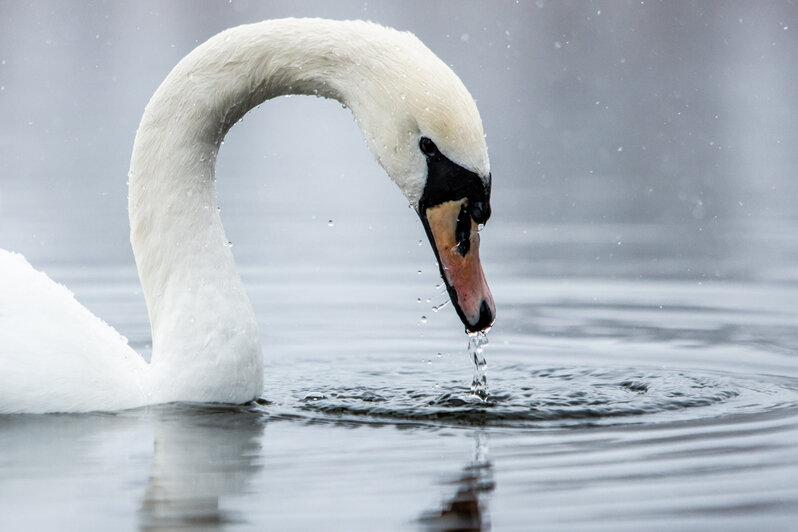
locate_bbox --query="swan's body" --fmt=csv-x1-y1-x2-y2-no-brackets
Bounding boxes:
0,19,495,414
0,250,149,411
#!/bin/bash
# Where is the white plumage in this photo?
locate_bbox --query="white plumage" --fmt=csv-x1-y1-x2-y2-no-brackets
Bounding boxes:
0,18,489,414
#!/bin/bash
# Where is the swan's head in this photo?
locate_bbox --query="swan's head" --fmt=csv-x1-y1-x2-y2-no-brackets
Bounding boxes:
342,22,495,332
413,135,495,333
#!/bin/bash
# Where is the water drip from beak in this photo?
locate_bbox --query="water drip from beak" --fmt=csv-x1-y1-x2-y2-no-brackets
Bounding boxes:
469,331,489,401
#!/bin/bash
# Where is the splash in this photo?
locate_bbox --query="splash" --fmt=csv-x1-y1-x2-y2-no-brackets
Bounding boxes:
468,331,490,401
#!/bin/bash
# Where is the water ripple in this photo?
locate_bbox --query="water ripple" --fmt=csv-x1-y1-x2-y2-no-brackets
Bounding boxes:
263,366,798,429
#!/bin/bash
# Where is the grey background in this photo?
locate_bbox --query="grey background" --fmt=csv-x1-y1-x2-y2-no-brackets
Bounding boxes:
2,1,796,274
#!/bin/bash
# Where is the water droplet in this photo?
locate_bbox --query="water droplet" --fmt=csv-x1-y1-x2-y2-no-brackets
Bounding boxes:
417,270,422,275
419,316,428,324
432,300,450,313
327,220,334,227
417,298,422,303
225,241,233,248
418,239,423,246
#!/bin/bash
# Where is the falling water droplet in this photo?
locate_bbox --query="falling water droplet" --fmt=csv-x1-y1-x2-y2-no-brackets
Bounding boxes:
327,220,334,227
432,300,450,312
419,316,428,324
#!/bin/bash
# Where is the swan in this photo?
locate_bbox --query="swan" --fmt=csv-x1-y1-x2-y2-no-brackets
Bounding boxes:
0,18,495,414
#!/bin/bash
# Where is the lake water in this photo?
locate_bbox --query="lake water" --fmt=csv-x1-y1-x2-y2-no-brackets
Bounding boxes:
2,1,798,530
2,205,798,531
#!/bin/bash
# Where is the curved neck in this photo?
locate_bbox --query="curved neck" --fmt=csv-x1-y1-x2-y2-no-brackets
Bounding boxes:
127,20,396,402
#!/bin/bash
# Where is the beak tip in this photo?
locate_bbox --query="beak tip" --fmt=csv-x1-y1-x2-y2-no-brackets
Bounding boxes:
465,299,495,333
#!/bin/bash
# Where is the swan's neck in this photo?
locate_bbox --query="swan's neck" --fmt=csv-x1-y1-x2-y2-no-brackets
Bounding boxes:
128,20,400,402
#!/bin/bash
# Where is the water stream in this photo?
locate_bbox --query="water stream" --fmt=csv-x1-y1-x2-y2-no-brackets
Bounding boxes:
469,332,490,401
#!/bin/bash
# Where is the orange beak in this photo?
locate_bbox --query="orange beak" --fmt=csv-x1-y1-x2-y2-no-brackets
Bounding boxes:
421,199,495,332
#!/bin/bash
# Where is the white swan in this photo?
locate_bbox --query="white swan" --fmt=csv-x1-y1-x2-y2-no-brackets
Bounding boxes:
0,18,495,414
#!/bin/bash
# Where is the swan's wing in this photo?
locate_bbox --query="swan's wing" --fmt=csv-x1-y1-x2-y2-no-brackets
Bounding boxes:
0,250,150,413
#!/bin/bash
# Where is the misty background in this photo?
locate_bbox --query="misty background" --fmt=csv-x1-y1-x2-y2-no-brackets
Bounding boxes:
1,0,796,296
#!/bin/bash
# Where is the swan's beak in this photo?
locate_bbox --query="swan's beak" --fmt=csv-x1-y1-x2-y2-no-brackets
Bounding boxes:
420,199,495,332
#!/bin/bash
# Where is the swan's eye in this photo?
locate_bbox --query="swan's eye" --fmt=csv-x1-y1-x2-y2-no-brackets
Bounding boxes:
419,137,438,157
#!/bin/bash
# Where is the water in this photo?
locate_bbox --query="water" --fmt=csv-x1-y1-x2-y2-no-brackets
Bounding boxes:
469,332,490,401
3,1,798,530
2,212,797,530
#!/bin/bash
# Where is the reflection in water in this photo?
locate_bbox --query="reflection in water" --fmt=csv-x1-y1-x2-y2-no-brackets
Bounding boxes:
420,431,494,532
138,404,265,531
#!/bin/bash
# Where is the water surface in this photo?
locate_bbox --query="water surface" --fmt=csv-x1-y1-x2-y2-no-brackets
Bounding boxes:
2,212,798,531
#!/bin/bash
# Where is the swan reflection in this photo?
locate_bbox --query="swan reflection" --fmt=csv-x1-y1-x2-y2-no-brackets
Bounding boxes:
138,404,265,531
420,431,495,531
